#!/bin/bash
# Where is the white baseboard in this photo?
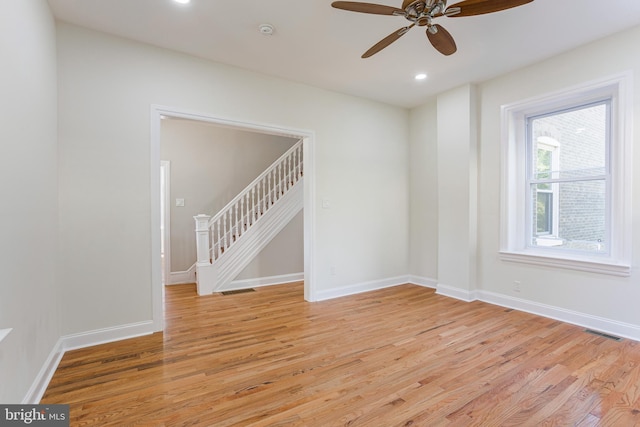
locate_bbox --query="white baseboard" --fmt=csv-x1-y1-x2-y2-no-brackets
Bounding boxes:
477,290,640,342
168,264,197,285
61,321,156,352
315,275,411,301
22,338,65,404
24,270,299,402
219,272,304,292
23,320,156,404
436,283,478,302
407,275,438,289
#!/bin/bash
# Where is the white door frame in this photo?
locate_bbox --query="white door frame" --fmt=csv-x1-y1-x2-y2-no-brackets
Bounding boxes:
160,160,171,287
150,105,316,332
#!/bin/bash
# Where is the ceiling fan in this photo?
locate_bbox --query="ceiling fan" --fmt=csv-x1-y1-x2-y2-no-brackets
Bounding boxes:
331,0,534,58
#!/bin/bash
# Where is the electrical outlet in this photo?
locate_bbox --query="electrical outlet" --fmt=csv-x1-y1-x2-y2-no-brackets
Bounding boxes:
330,265,336,276
513,280,521,292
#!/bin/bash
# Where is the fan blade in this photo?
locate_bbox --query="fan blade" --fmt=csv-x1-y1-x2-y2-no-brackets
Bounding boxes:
448,0,533,17
426,24,457,56
331,1,405,16
362,24,414,58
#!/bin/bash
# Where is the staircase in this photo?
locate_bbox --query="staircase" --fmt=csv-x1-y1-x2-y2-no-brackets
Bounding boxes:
193,140,303,295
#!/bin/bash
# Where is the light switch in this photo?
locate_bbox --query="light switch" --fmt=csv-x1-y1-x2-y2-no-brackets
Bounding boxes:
322,198,330,209
176,198,185,207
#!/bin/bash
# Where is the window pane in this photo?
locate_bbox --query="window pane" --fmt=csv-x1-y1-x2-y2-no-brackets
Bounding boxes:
531,103,607,181
536,148,552,182
531,180,606,253
536,190,552,234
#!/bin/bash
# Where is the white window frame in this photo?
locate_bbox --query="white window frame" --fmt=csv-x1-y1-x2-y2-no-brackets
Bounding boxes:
499,72,632,276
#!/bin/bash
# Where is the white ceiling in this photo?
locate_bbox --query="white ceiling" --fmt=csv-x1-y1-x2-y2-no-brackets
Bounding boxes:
47,0,640,108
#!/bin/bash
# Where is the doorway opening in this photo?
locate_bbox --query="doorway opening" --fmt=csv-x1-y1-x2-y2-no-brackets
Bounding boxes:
150,105,316,332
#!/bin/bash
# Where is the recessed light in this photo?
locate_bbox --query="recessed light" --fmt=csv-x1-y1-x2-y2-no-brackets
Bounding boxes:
415,73,427,81
174,0,190,4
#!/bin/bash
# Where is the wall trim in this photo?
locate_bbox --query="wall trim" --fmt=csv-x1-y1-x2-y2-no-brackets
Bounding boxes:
407,275,438,289
477,290,640,342
22,338,64,404
436,283,478,302
168,263,197,285
161,161,172,287
219,272,304,292
60,321,156,352
23,320,155,404
315,275,411,301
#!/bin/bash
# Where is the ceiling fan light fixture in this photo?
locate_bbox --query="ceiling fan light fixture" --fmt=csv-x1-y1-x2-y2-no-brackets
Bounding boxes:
415,73,428,80
173,0,190,4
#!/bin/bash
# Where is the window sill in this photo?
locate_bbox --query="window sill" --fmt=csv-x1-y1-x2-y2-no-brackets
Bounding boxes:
499,250,630,277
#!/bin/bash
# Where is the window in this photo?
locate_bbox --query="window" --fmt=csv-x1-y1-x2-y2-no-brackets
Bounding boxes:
500,73,632,276
528,101,608,252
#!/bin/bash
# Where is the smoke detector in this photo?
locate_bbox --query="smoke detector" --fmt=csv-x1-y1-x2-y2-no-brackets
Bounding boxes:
258,23,275,36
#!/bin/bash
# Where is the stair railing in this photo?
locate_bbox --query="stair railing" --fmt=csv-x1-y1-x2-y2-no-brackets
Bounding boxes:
204,140,303,262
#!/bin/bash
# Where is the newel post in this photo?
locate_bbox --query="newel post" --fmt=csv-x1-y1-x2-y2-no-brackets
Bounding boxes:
194,214,212,265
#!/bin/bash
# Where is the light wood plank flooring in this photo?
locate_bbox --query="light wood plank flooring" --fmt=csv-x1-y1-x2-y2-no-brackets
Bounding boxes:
43,283,640,426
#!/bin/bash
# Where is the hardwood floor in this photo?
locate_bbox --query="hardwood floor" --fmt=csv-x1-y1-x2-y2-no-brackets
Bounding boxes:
42,283,640,426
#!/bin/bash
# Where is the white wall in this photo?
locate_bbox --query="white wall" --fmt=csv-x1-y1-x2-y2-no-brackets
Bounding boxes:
56,23,410,335
410,25,640,334
408,100,438,281
436,85,478,296
475,25,640,329
160,118,298,273
0,0,60,402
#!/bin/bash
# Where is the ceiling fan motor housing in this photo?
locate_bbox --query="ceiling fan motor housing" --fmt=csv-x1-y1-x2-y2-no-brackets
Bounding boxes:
404,1,448,26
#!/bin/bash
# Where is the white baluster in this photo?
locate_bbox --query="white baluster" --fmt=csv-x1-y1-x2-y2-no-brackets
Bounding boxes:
291,152,295,185
293,149,298,183
223,212,228,249
291,149,295,184
267,172,273,206
299,144,303,178
278,164,282,197
243,193,248,230
262,178,267,213
247,192,251,228
215,219,221,259
256,181,264,217
238,200,242,237
286,155,291,190
251,187,256,223
235,202,239,239
228,210,233,246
